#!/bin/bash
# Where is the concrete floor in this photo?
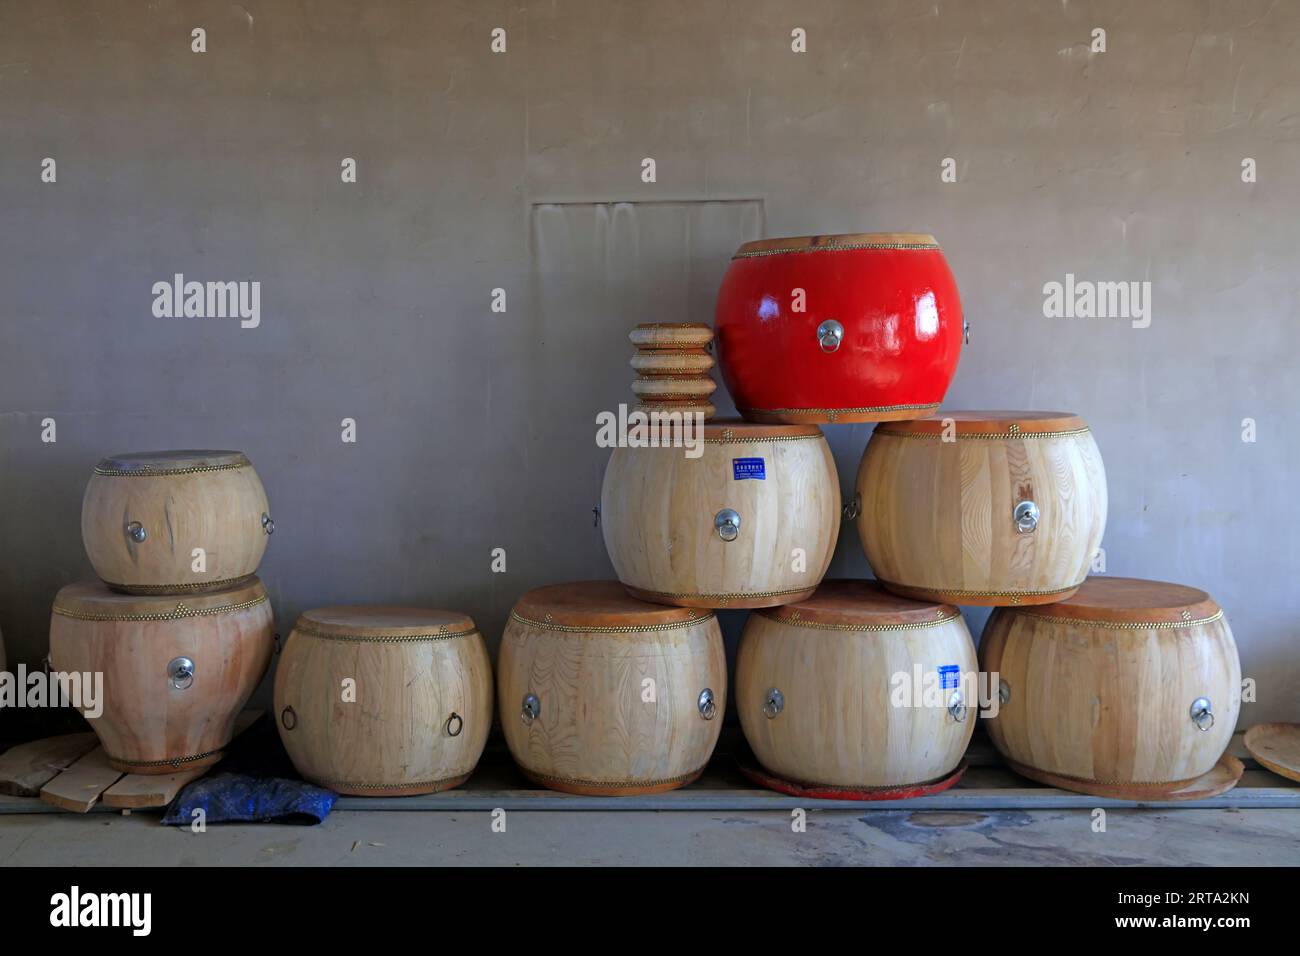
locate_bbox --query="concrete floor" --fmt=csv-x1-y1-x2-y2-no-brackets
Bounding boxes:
2,808,1297,866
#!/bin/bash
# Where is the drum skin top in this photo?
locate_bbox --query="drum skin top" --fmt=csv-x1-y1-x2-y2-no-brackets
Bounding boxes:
1015,577,1221,625
53,577,267,618
758,580,960,629
734,233,940,257
512,581,709,628
296,605,477,638
95,449,251,473
875,410,1088,438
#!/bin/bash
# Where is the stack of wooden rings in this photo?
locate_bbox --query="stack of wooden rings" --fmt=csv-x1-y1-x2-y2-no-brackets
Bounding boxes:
629,323,717,421
50,450,277,774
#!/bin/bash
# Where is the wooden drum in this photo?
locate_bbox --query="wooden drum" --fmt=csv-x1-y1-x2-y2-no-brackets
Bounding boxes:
715,233,964,424
274,607,493,796
498,582,726,795
82,450,273,594
600,421,840,608
856,411,1107,605
980,577,1241,797
736,580,976,791
49,579,274,774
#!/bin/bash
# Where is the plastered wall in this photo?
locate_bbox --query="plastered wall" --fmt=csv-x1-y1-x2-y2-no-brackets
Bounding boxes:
1,0,1297,724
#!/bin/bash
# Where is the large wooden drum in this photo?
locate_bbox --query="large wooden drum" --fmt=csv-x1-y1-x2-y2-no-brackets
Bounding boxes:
856,411,1107,605
600,421,840,608
274,607,493,796
715,233,964,424
82,450,273,594
49,579,274,774
980,577,1241,796
498,582,726,795
736,580,976,791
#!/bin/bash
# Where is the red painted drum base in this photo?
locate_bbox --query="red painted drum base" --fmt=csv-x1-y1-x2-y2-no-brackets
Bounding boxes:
715,233,964,424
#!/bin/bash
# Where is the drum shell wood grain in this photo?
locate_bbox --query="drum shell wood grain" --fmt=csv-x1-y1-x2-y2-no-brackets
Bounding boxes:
736,606,977,789
273,611,493,796
600,424,840,608
856,419,1107,605
81,455,271,593
715,234,963,423
48,580,274,774
979,603,1241,789
498,598,726,795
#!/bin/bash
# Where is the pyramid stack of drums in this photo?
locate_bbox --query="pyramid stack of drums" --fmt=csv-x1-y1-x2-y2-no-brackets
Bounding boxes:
50,450,277,773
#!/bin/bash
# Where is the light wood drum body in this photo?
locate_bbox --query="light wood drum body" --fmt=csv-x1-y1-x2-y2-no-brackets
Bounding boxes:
601,421,840,608
737,580,976,790
498,582,726,795
857,411,1107,606
274,607,493,796
49,579,274,774
980,577,1241,796
82,450,273,594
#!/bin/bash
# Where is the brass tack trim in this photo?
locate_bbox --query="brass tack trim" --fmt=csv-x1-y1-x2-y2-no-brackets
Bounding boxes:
733,241,940,258
741,402,939,421
93,460,251,476
757,609,958,632
294,622,481,644
1006,758,1204,790
878,580,1086,600
101,574,255,594
108,748,223,769
878,426,1093,441
1016,608,1225,631
631,585,813,608
53,594,269,622
509,610,713,634
316,775,469,792
699,433,825,445
524,766,707,790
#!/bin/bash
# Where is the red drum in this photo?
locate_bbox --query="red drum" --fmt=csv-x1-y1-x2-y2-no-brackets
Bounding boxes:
715,233,964,424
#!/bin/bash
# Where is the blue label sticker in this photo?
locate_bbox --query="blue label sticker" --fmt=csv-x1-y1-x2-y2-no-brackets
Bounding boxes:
732,457,766,481
938,665,961,690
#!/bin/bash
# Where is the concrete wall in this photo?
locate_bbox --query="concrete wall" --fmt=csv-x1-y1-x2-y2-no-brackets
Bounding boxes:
1,0,1296,724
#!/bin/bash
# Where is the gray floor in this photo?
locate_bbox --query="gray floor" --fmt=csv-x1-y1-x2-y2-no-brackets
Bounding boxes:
2,807,1298,866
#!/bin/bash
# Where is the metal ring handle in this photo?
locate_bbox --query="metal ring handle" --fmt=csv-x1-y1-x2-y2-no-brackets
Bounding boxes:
998,679,1011,705
714,508,741,542
1190,697,1214,732
1014,500,1040,533
521,693,540,726
167,656,194,690
842,494,861,522
947,689,967,723
446,712,464,737
816,319,844,353
126,520,147,543
698,688,717,721
262,512,275,535
762,687,784,719
281,706,297,730
963,319,971,345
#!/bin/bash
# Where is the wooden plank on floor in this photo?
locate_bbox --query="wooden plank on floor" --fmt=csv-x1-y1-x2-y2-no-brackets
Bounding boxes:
101,767,208,809
39,747,123,813
0,733,99,797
